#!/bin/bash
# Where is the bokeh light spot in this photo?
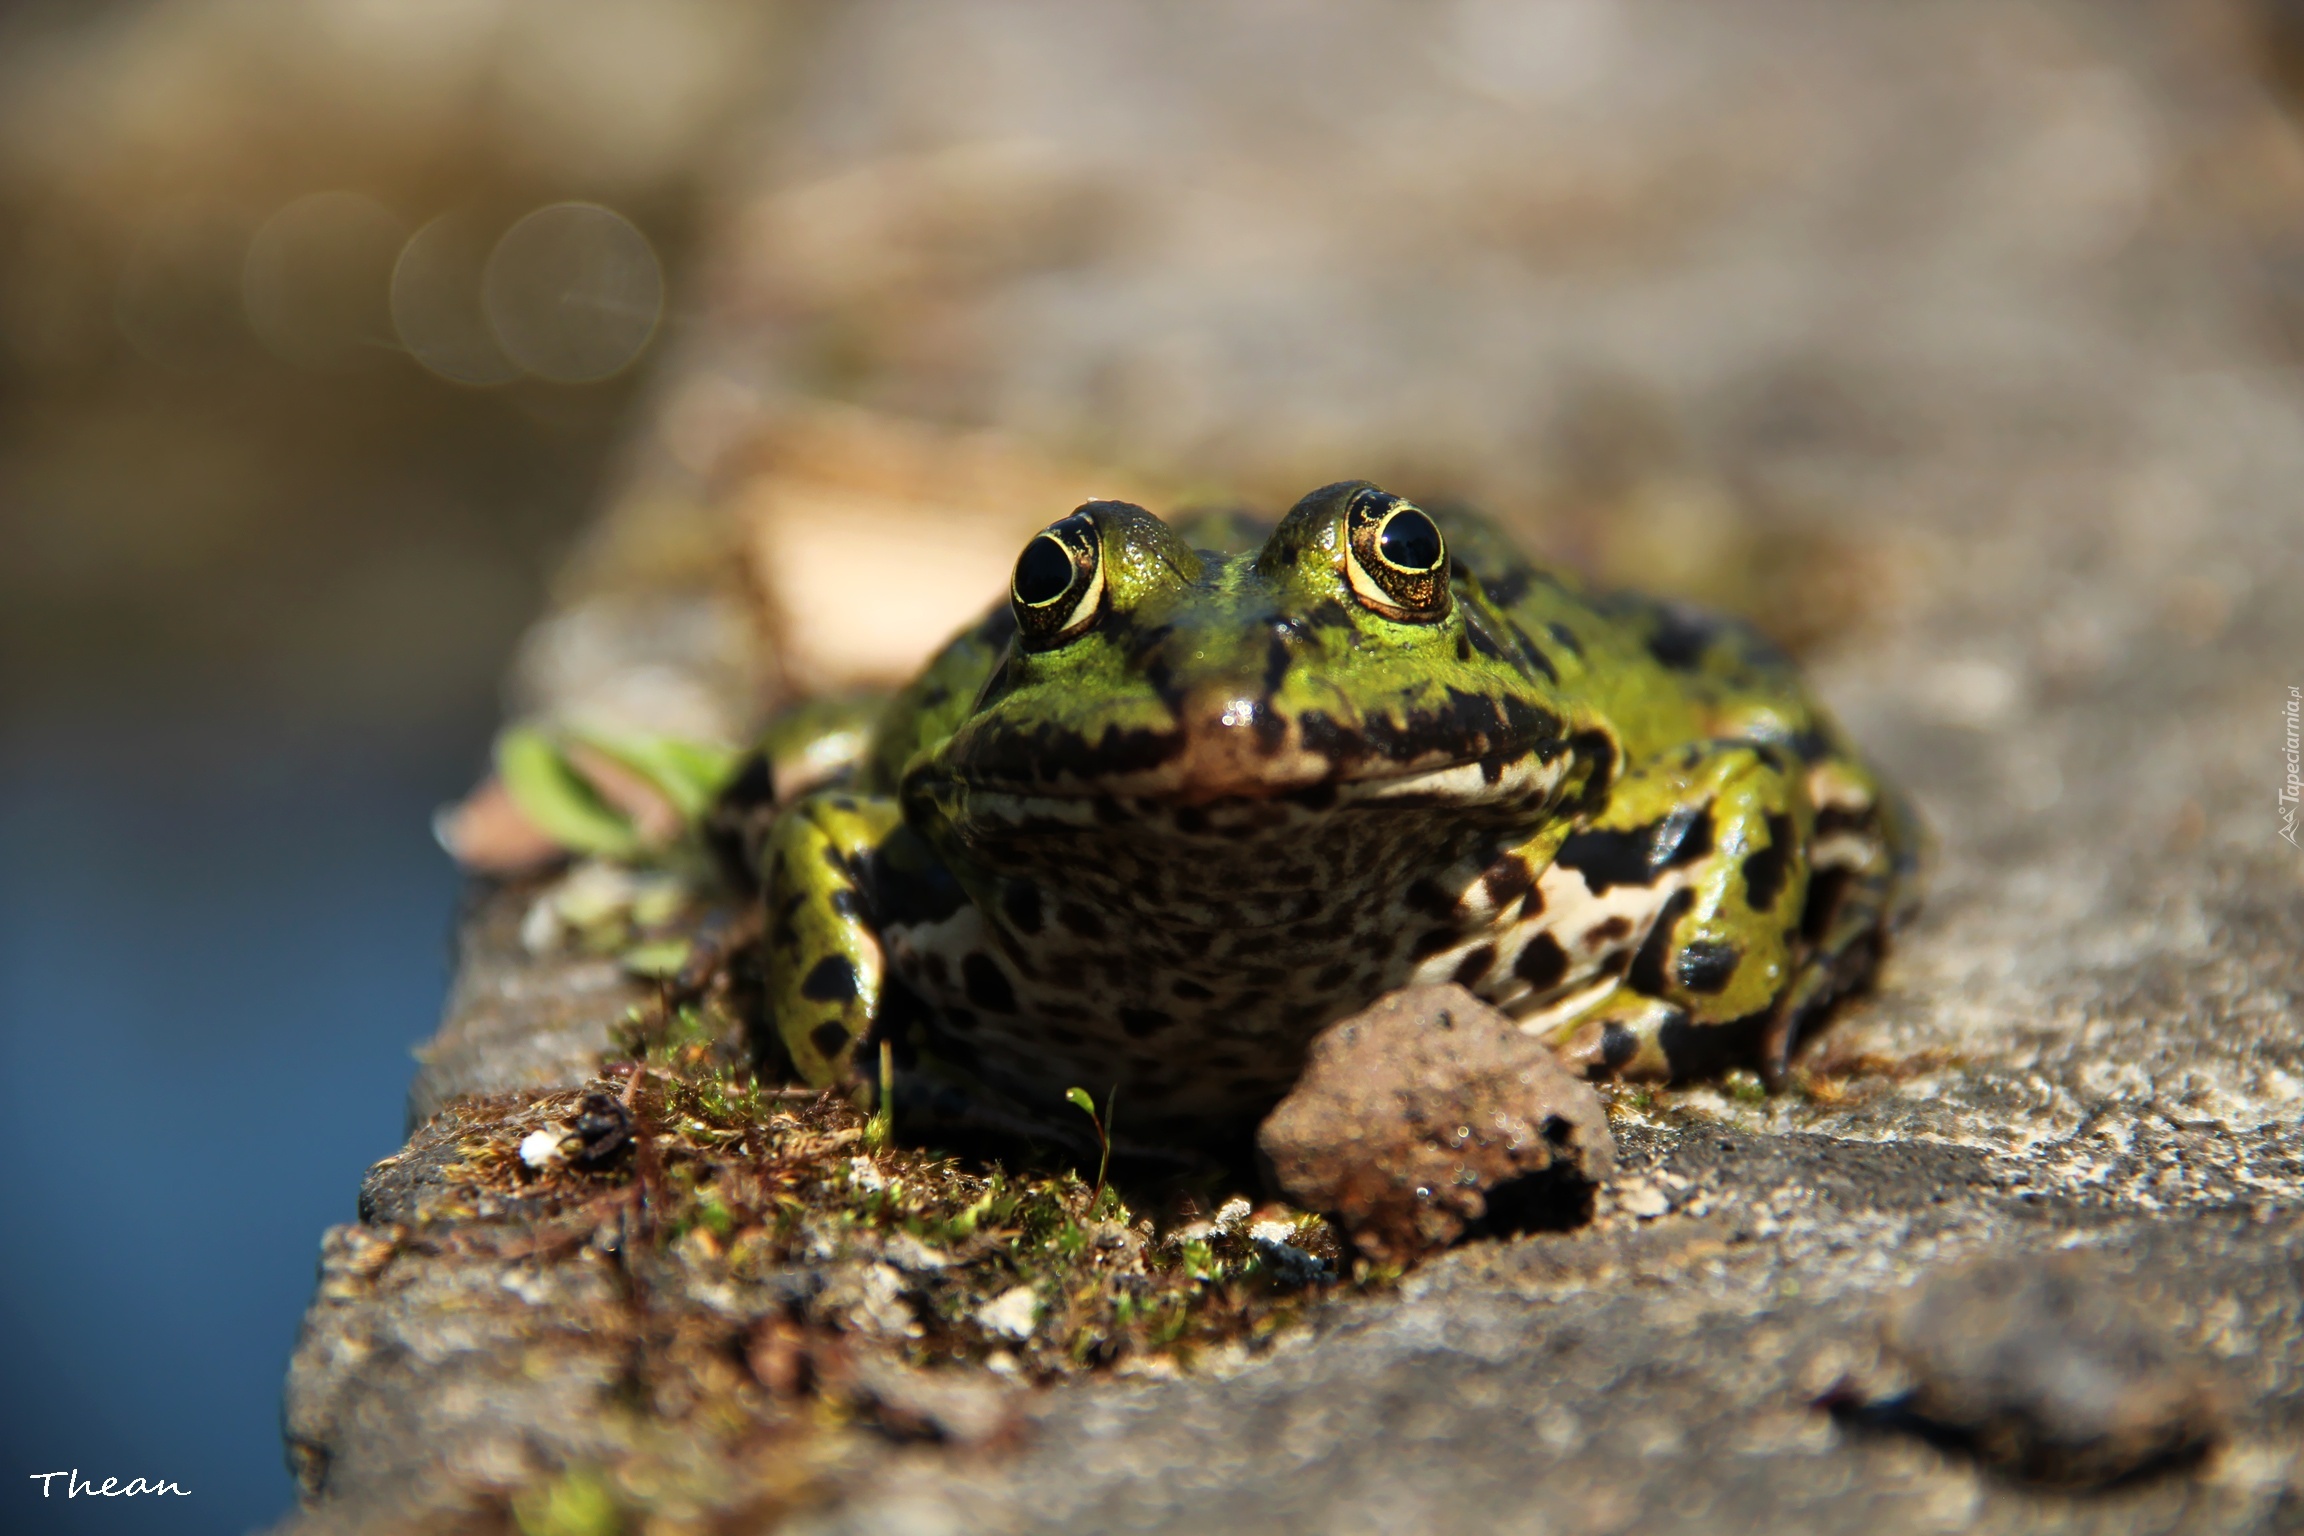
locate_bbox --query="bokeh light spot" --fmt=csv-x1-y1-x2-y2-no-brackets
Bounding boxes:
483,202,663,384
242,191,406,372
391,212,523,387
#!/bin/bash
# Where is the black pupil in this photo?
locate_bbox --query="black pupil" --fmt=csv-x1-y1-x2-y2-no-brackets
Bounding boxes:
1378,509,1442,571
1014,535,1076,606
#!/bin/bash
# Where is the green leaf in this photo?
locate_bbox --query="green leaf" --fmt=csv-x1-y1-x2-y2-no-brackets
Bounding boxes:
496,727,641,857
568,730,740,822
1065,1086,1097,1119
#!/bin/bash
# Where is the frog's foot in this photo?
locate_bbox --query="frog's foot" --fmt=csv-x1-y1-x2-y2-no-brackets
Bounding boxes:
1525,744,1908,1083
1495,739,1864,1082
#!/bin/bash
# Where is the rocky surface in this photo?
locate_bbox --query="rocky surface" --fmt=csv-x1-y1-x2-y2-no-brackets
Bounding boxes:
1858,1252,2228,1486
282,2,2304,1532
1260,984,1616,1262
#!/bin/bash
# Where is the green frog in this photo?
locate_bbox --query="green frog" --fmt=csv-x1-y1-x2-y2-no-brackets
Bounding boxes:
739,482,1917,1141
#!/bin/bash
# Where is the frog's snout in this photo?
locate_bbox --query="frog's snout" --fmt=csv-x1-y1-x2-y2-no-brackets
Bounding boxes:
1160,682,1333,803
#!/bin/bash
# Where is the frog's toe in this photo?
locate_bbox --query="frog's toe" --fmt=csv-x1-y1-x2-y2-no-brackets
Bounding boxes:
1541,988,1789,1084
1544,992,1682,1080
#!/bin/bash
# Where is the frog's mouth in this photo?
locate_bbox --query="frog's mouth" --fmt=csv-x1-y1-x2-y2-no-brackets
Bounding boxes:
928,683,1576,818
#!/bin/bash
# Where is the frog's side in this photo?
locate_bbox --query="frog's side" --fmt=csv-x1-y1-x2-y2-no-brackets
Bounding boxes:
747,482,1917,1140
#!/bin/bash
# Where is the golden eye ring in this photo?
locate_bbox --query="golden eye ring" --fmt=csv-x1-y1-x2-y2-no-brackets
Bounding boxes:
1010,511,1106,646
1343,488,1450,621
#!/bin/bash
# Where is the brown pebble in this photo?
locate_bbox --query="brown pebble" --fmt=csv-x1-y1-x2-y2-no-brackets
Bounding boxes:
1256,984,1615,1263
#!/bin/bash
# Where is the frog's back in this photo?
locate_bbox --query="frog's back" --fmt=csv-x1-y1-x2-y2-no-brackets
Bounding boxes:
1433,505,1850,770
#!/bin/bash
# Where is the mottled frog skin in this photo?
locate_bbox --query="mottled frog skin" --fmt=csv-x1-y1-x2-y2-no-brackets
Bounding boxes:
748,482,1917,1139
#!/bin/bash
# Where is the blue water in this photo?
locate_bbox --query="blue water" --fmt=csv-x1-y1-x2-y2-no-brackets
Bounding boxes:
0,709,475,1534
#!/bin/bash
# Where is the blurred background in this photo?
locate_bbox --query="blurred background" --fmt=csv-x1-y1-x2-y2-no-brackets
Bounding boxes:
0,3,790,1532
5,1,2304,1532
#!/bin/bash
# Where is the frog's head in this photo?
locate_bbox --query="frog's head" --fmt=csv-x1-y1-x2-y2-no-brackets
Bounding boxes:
918,482,1584,829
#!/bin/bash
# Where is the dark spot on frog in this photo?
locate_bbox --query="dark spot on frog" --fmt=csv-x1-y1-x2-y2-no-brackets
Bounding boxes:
1120,1007,1175,1038
1481,567,1530,608
1546,620,1583,657
1801,866,1854,943
1514,931,1568,989
868,835,969,926
1000,880,1043,934
1462,613,1513,663
1057,901,1108,939
1262,630,1295,696
1450,945,1496,987
800,955,859,1004
1556,805,1714,894
1658,1008,1771,1079
1814,802,1878,838
1600,1023,1638,1070
1742,813,1795,911
1171,977,1215,1001
962,954,1018,1014
1253,701,1289,754
1456,631,1473,662
1587,915,1632,945
1410,927,1460,961
1504,621,1559,681
1644,603,1722,670
1627,889,1696,997
1313,960,1354,991
1676,940,1742,994
1479,854,1534,909
1285,781,1340,812
1404,878,1458,918
809,1021,851,1063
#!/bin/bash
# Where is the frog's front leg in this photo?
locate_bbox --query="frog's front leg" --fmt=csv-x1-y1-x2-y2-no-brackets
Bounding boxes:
1499,742,1818,1080
762,792,907,1093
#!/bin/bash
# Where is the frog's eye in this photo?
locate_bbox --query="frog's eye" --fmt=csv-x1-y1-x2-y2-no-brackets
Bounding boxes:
1343,489,1451,622
1010,512,1105,646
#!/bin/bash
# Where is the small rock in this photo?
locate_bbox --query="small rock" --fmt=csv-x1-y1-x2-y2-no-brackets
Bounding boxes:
1615,1179,1670,1219
568,1091,632,1168
976,1284,1041,1342
1256,984,1616,1263
1845,1251,2224,1485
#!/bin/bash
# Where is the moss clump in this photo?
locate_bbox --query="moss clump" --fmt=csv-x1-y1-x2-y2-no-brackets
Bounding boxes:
405,989,1361,1389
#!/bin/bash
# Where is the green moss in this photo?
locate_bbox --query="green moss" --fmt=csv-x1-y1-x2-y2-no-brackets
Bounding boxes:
512,1470,622,1536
